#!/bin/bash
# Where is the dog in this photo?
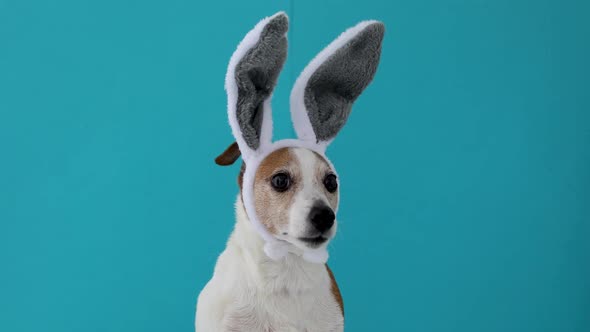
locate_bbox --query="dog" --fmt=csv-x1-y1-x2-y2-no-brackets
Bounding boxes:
195,12,384,331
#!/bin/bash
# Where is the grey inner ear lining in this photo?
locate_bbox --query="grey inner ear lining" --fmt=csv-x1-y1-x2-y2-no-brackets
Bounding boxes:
234,15,288,150
304,23,384,142
251,103,263,137
236,67,267,149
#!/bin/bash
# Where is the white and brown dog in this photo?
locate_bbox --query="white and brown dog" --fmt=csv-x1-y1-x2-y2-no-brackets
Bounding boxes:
195,12,384,332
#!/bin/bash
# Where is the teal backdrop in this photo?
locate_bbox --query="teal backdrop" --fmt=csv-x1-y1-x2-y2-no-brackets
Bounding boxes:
1,0,589,331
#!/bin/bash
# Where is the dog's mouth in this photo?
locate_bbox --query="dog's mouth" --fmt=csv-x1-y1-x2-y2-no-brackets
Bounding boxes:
298,235,329,247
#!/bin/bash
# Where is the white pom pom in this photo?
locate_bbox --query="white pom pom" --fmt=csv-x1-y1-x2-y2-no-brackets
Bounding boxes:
263,241,289,261
302,248,329,264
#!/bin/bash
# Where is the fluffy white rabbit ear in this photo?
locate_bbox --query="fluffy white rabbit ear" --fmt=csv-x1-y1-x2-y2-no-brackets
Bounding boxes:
225,12,289,162
290,21,385,150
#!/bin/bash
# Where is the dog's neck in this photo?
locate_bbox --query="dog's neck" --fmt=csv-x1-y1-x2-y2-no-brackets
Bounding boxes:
228,195,330,294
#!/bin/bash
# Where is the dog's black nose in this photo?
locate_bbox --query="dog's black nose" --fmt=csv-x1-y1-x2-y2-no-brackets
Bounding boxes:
308,204,335,233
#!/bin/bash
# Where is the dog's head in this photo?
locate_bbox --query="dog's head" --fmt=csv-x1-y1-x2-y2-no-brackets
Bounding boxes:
217,145,339,250
216,12,384,261
254,147,339,249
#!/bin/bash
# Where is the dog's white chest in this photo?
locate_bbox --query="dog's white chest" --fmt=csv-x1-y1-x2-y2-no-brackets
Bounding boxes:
196,248,344,332
221,287,343,332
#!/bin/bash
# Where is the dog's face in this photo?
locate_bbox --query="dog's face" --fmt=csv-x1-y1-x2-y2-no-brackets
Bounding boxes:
252,147,339,250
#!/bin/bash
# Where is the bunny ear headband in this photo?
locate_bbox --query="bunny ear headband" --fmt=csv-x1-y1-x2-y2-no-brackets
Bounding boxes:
223,12,384,263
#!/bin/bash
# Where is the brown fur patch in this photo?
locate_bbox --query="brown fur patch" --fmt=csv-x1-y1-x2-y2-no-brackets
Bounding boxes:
253,148,299,234
313,152,339,209
326,264,344,317
256,148,292,178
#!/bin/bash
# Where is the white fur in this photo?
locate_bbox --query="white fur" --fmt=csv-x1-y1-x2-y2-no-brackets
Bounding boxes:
290,20,380,147
195,198,344,332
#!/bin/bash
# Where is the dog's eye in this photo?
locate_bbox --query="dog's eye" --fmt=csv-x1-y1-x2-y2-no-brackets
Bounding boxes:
324,174,338,193
271,173,291,192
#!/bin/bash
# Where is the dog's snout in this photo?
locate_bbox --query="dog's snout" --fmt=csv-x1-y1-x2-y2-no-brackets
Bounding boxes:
308,204,335,233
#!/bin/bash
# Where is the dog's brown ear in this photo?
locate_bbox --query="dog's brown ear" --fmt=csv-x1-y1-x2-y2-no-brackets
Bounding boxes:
215,141,241,166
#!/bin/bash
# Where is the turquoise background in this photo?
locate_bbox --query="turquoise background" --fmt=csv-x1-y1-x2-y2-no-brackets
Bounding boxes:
1,0,589,331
